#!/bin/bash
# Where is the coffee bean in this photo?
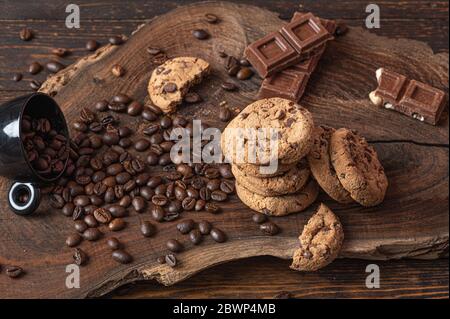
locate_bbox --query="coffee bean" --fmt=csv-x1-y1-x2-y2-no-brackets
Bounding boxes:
166,239,183,252
112,64,125,77
52,48,69,57
198,221,212,235
174,186,188,201
205,202,220,213
73,195,90,207
109,218,126,231
165,254,177,267
219,164,233,179
112,250,132,264
134,138,150,152
28,62,42,75
147,46,162,55
219,108,232,122
239,58,250,66
73,248,88,266
149,205,164,222
72,205,85,221
12,73,22,82
140,221,156,237
106,237,121,250
82,228,102,241
125,100,143,116
335,21,349,36
49,194,65,208
220,180,235,194
195,199,206,211
237,67,254,80
252,213,267,224
66,233,82,247
93,207,112,224
204,13,219,24
84,214,98,228
189,229,203,245
86,40,99,51
206,179,221,191
108,205,127,218
109,35,125,45
61,202,75,216
30,80,42,91
160,115,172,129
132,196,146,212
177,219,195,234
210,228,227,243
221,81,237,91
94,100,108,112
46,61,65,73
152,194,168,206
103,132,120,145
20,27,33,41
74,220,88,233
131,159,145,173
142,108,158,121
184,92,202,103
192,29,210,40
204,167,220,179
260,222,280,236
211,190,227,202
181,197,196,211
163,211,180,222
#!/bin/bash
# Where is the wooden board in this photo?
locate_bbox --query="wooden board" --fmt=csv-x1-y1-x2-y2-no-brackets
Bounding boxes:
0,1,448,298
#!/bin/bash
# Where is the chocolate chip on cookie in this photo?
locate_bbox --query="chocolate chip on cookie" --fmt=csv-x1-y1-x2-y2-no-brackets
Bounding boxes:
329,128,388,207
290,203,344,272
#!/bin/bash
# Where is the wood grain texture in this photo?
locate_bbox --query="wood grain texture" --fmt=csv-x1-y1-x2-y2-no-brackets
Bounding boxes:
0,1,448,299
106,257,450,299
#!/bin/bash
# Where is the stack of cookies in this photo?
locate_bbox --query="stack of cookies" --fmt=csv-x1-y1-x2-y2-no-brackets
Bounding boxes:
221,97,319,216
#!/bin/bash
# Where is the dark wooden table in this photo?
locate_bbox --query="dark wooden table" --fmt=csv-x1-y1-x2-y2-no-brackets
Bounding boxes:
0,0,448,299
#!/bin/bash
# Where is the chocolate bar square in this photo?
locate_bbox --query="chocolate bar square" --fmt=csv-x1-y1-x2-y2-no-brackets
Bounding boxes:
399,80,446,125
280,12,333,55
258,69,309,101
244,31,299,78
376,69,407,102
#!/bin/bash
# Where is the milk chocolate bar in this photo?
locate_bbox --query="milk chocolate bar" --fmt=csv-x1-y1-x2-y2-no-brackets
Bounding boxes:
244,12,333,78
371,68,447,125
258,15,336,101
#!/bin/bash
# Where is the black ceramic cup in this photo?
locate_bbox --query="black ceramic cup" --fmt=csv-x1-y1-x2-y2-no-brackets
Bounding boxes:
0,93,69,215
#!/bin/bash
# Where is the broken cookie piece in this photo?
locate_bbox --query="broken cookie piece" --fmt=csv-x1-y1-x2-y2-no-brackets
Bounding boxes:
148,57,210,113
290,203,344,271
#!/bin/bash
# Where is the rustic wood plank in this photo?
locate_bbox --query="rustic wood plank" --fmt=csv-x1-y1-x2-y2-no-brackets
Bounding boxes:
107,257,449,299
0,0,448,20
0,1,448,299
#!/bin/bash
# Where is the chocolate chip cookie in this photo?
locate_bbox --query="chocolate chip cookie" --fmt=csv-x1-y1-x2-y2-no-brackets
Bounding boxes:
221,98,314,165
148,57,210,113
235,161,295,178
232,160,310,196
236,178,319,216
290,203,344,272
330,128,388,207
307,126,353,203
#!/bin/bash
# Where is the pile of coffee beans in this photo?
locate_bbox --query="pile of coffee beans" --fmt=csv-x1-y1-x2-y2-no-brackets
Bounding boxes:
44,92,238,267
21,115,68,178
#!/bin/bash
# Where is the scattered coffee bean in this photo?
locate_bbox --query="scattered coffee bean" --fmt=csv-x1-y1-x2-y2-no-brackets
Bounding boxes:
221,81,237,91
127,101,143,116
132,196,146,212
84,214,98,228
176,219,195,234
12,73,22,82
86,40,99,51
52,48,69,57
106,237,121,250
166,239,183,252
66,233,82,247
163,82,177,93
163,211,180,222
30,80,42,91
147,46,162,55
198,221,212,235
220,179,235,194
184,92,202,103
74,220,88,233
72,248,89,266
134,138,150,152
109,218,126,231
165,254,177,267
335,21,349,36
192,29,210,40
236,67,254,80
211,190,227,202
82,227,102,241
28,62,42,75
252,213,267,224
93,207,112,224
46,61,65,73
157,256,166,264
140,221,156,237
204,13,219,23
210,228,226,243
239,58,250,66
5,265,24,278
260,222,280,236
112,64,125,77
112,250,132,264
20,28,33,41
94,100,109,112
189,229,203,245
109,35,124,45
219,108,231,122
